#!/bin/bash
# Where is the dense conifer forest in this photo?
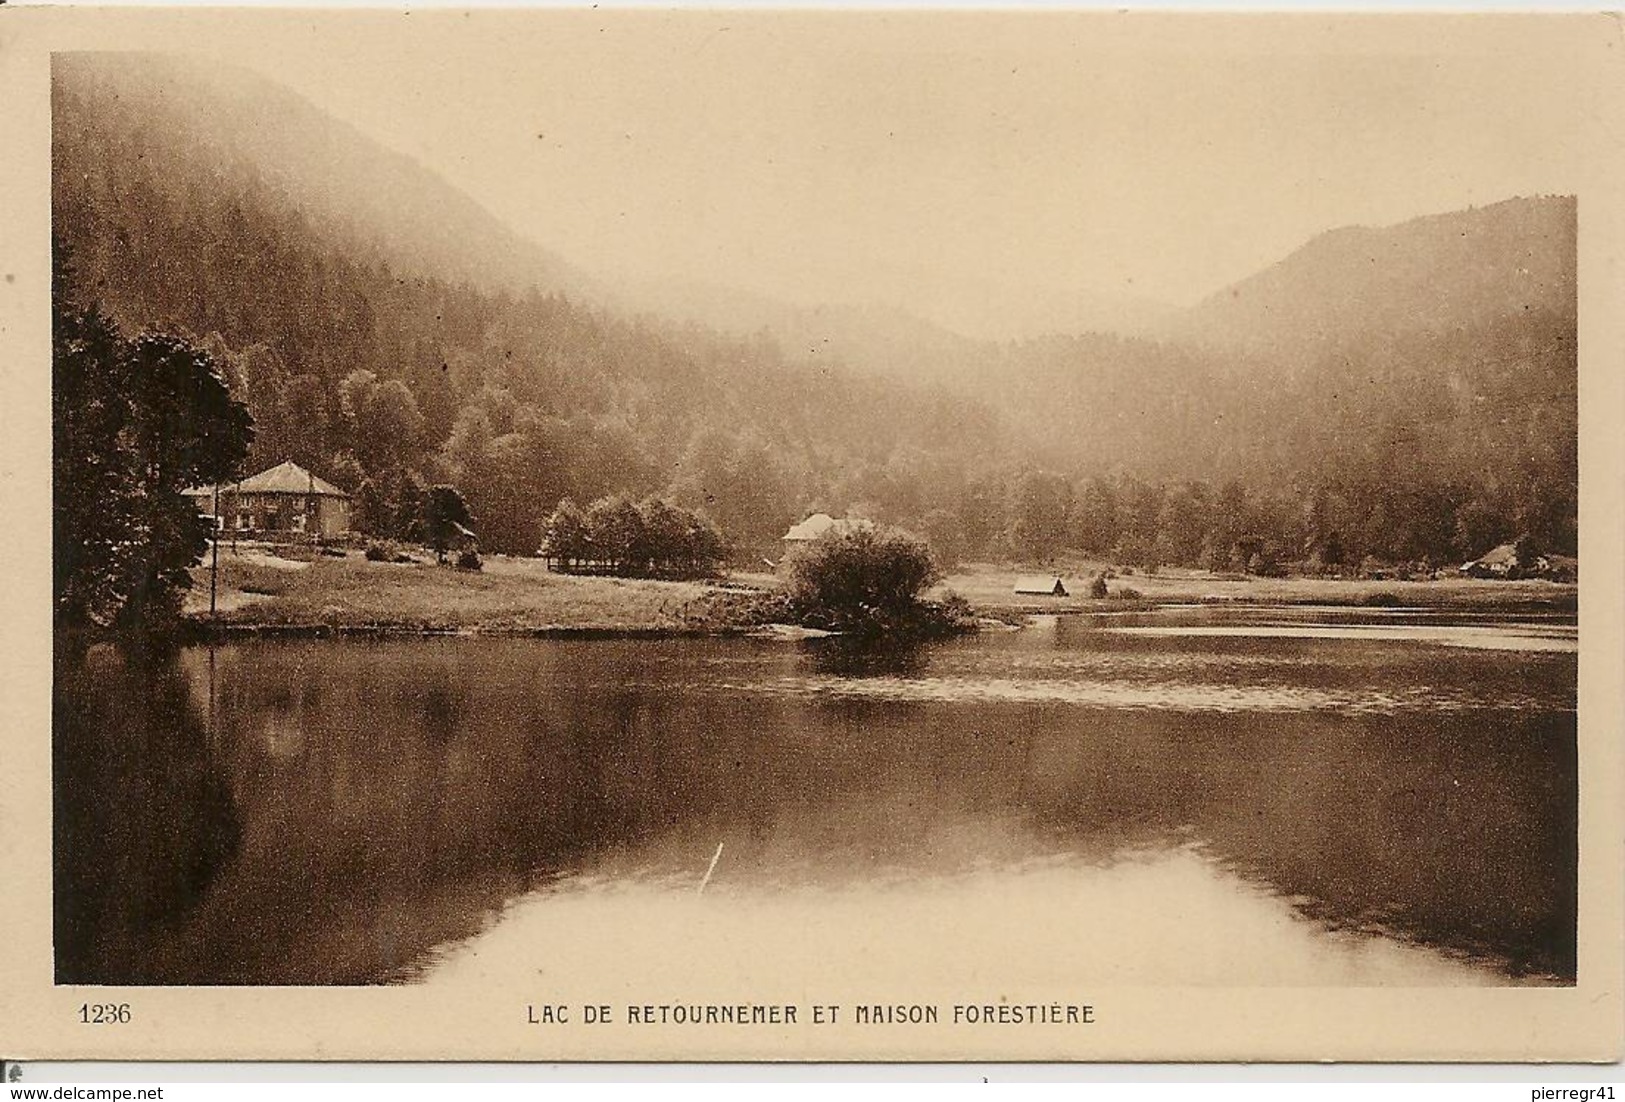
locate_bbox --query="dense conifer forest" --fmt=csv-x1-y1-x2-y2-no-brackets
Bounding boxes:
52,54,1577,569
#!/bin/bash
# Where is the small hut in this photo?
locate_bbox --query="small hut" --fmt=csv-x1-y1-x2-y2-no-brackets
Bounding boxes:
1014,576,1069,597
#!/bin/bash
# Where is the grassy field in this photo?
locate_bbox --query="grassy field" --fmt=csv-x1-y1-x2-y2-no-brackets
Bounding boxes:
184,546,780,634
935,561,1577,616
184,545,1576,636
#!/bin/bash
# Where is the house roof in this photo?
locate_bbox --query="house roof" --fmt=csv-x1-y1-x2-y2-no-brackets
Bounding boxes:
782,514,873,541
186,461,350,500
1014,576,1068,595
783,513,837,541
1471,542,1520,566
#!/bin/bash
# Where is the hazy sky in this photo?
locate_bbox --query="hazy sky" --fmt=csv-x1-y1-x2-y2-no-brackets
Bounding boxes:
201,12,1599,337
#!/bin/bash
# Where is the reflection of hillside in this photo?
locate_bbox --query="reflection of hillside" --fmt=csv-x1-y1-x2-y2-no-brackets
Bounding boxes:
1017,709,1576,981
54,632,1575,984
159,643,626,983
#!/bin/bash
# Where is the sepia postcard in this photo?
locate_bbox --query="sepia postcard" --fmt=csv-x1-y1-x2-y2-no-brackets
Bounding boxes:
0,6,1622,1064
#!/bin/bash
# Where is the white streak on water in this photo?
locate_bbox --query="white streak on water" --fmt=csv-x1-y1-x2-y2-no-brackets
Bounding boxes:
1103,623,1576,652
707,676,1552,714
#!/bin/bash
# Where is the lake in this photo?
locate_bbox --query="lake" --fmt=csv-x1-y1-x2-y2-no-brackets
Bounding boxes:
53,604,1577,987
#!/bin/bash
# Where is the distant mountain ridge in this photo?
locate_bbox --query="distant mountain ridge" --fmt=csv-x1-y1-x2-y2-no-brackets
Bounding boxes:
53,54,1574,368
53,52,598,301
52,51,1578,563
1178,196,1576,364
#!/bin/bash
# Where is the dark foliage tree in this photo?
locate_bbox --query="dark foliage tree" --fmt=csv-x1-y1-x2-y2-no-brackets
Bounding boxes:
539,497,588,569
1513,532,1546,572
581,495,644,573
784,527,943,634
918,507,967,569
393,471,429,545
542,494,726,579
1069,476,1119,557
352,478,390,536
422,484,473,563
1008,471,1072,563
53,242,254,633
1153,482,1212,568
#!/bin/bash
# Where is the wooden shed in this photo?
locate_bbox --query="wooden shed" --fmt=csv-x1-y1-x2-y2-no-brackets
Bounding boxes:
1014,576,1069,597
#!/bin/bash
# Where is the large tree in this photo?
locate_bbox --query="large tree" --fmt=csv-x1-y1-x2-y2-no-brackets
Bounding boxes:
422,484,474,563
784,526,943,634
53,243,255,633
1008,470,1073,563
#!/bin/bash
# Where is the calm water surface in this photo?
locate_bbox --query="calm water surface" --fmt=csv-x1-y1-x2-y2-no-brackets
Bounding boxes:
54,605,1577,986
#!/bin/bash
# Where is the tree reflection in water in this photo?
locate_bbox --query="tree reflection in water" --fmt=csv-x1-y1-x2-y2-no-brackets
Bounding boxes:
52,626,1577,986
809,635,934,678
54,642,241,984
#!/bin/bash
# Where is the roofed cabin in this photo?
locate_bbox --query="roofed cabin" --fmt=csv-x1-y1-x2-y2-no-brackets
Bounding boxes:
782,514,874,543
1014,576,1069,597
184,460,352,540
1459,541,1551,580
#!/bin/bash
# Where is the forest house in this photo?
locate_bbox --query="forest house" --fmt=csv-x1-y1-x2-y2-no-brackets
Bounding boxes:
781,514,874,544
185,460,352,540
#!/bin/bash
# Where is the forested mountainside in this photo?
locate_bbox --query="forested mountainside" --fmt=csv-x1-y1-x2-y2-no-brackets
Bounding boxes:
52,53,1011,556
1179,196,1577,366
52,52,594,299
51,53,1577,565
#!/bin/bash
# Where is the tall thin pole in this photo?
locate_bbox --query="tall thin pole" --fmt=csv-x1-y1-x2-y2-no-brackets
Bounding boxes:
210,483,220,618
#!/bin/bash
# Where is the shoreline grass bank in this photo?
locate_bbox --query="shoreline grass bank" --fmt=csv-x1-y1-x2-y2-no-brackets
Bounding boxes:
937,562,1577,618
182,546,1577,641
183,547,782,639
